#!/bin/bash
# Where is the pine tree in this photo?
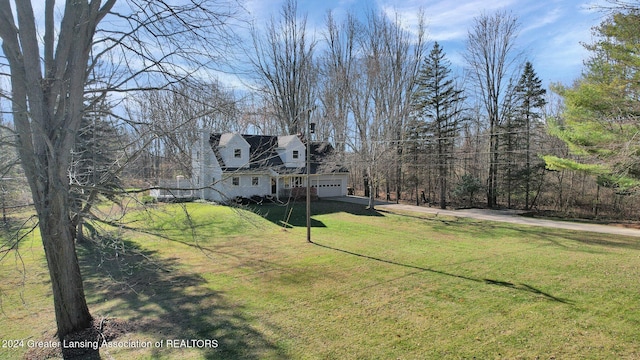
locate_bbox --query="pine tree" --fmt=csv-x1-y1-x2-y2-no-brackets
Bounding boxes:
411,42,465,209
512,61,546,209
69,101,122,241
545,7,640,192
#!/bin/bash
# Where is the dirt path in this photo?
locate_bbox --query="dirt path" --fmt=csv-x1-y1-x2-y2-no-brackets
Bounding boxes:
330,196,640,238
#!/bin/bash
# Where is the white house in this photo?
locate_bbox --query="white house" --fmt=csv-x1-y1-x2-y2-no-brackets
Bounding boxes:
190,131,348,203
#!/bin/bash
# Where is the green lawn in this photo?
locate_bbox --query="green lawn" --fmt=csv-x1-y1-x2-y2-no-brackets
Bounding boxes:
1,201,639,359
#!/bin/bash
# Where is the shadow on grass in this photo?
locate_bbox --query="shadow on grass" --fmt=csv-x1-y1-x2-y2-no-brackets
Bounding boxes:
546,229,640,251
0,215,38,255
384,209,640,252
77,235,287,360
311,241,573,305
468,220,640,252
247,200,383,228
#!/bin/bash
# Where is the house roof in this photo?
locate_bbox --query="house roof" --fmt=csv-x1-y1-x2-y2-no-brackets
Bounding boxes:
277,135,300,148
217,133,236,147
208,133,348,175
243,135,284,168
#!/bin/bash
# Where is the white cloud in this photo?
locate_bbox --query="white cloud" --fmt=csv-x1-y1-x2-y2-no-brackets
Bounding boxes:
521,6,563,34
379,0,518,42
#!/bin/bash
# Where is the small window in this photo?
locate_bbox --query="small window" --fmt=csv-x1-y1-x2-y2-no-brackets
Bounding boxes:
292,150,299,159
232,177,240,186
234,148,242,158
252,177,259,186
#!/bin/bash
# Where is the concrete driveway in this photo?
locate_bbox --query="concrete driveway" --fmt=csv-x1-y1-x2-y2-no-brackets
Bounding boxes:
329,196,640,238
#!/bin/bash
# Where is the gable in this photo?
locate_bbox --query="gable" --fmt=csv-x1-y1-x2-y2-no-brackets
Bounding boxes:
277,135,305,167
215,133,250,168
207,132,347,175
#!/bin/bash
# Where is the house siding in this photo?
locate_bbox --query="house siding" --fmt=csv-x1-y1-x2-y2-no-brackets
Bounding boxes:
218,133,250,168
217,174,273,200
166,131,349,203
277,135,306,168
192,130,222,200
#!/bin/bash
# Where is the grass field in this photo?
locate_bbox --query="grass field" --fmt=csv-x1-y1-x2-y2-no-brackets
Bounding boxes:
1,201,639,359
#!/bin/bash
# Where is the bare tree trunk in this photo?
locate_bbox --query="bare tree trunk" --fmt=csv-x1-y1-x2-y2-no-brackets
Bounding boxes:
1,184,7,227
40,182,93,337
367,166,375,209
0,0,109,340
525,113,532,209
488,109,501,208
386,172,391,202
364,175,370,198
438,136,447,209
396,144,403,204
1,0,240,343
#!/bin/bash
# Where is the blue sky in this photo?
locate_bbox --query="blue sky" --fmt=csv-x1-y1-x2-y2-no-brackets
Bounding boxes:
13,0,607,94
243,0,607,88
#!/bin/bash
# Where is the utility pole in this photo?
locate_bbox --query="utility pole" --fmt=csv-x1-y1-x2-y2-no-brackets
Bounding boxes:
306,108,316,243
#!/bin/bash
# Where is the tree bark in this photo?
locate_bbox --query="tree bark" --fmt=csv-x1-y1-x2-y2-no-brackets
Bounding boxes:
40,181,93,338
0,0,115,341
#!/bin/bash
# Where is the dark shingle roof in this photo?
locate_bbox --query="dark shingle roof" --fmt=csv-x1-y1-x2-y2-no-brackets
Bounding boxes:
243,135,284,169
208,133,347,174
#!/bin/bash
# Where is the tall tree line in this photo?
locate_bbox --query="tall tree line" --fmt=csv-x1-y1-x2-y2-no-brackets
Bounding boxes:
251,1,424,208
249,3,561,211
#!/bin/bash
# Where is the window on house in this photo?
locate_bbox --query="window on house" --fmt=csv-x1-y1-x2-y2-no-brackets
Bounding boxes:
292,150,299,159
232,177,240,186
234,148,242,158
252,177,259,186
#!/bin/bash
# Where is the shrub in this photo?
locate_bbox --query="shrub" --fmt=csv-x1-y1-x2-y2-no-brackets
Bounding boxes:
453,174,484,207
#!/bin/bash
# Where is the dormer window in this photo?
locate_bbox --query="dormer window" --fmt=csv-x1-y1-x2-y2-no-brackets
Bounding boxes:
234,148,242,158
292,150,299,159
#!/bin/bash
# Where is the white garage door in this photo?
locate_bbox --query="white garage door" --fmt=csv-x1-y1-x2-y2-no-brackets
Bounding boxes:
315,179,343,197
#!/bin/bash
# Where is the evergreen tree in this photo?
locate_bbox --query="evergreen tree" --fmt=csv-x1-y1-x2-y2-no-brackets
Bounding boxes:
545,7,640,192
411,42,465,209
69,101,123,241
512,61,546,209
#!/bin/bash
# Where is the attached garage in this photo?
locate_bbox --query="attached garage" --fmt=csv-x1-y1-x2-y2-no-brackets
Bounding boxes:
313,177,346,198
